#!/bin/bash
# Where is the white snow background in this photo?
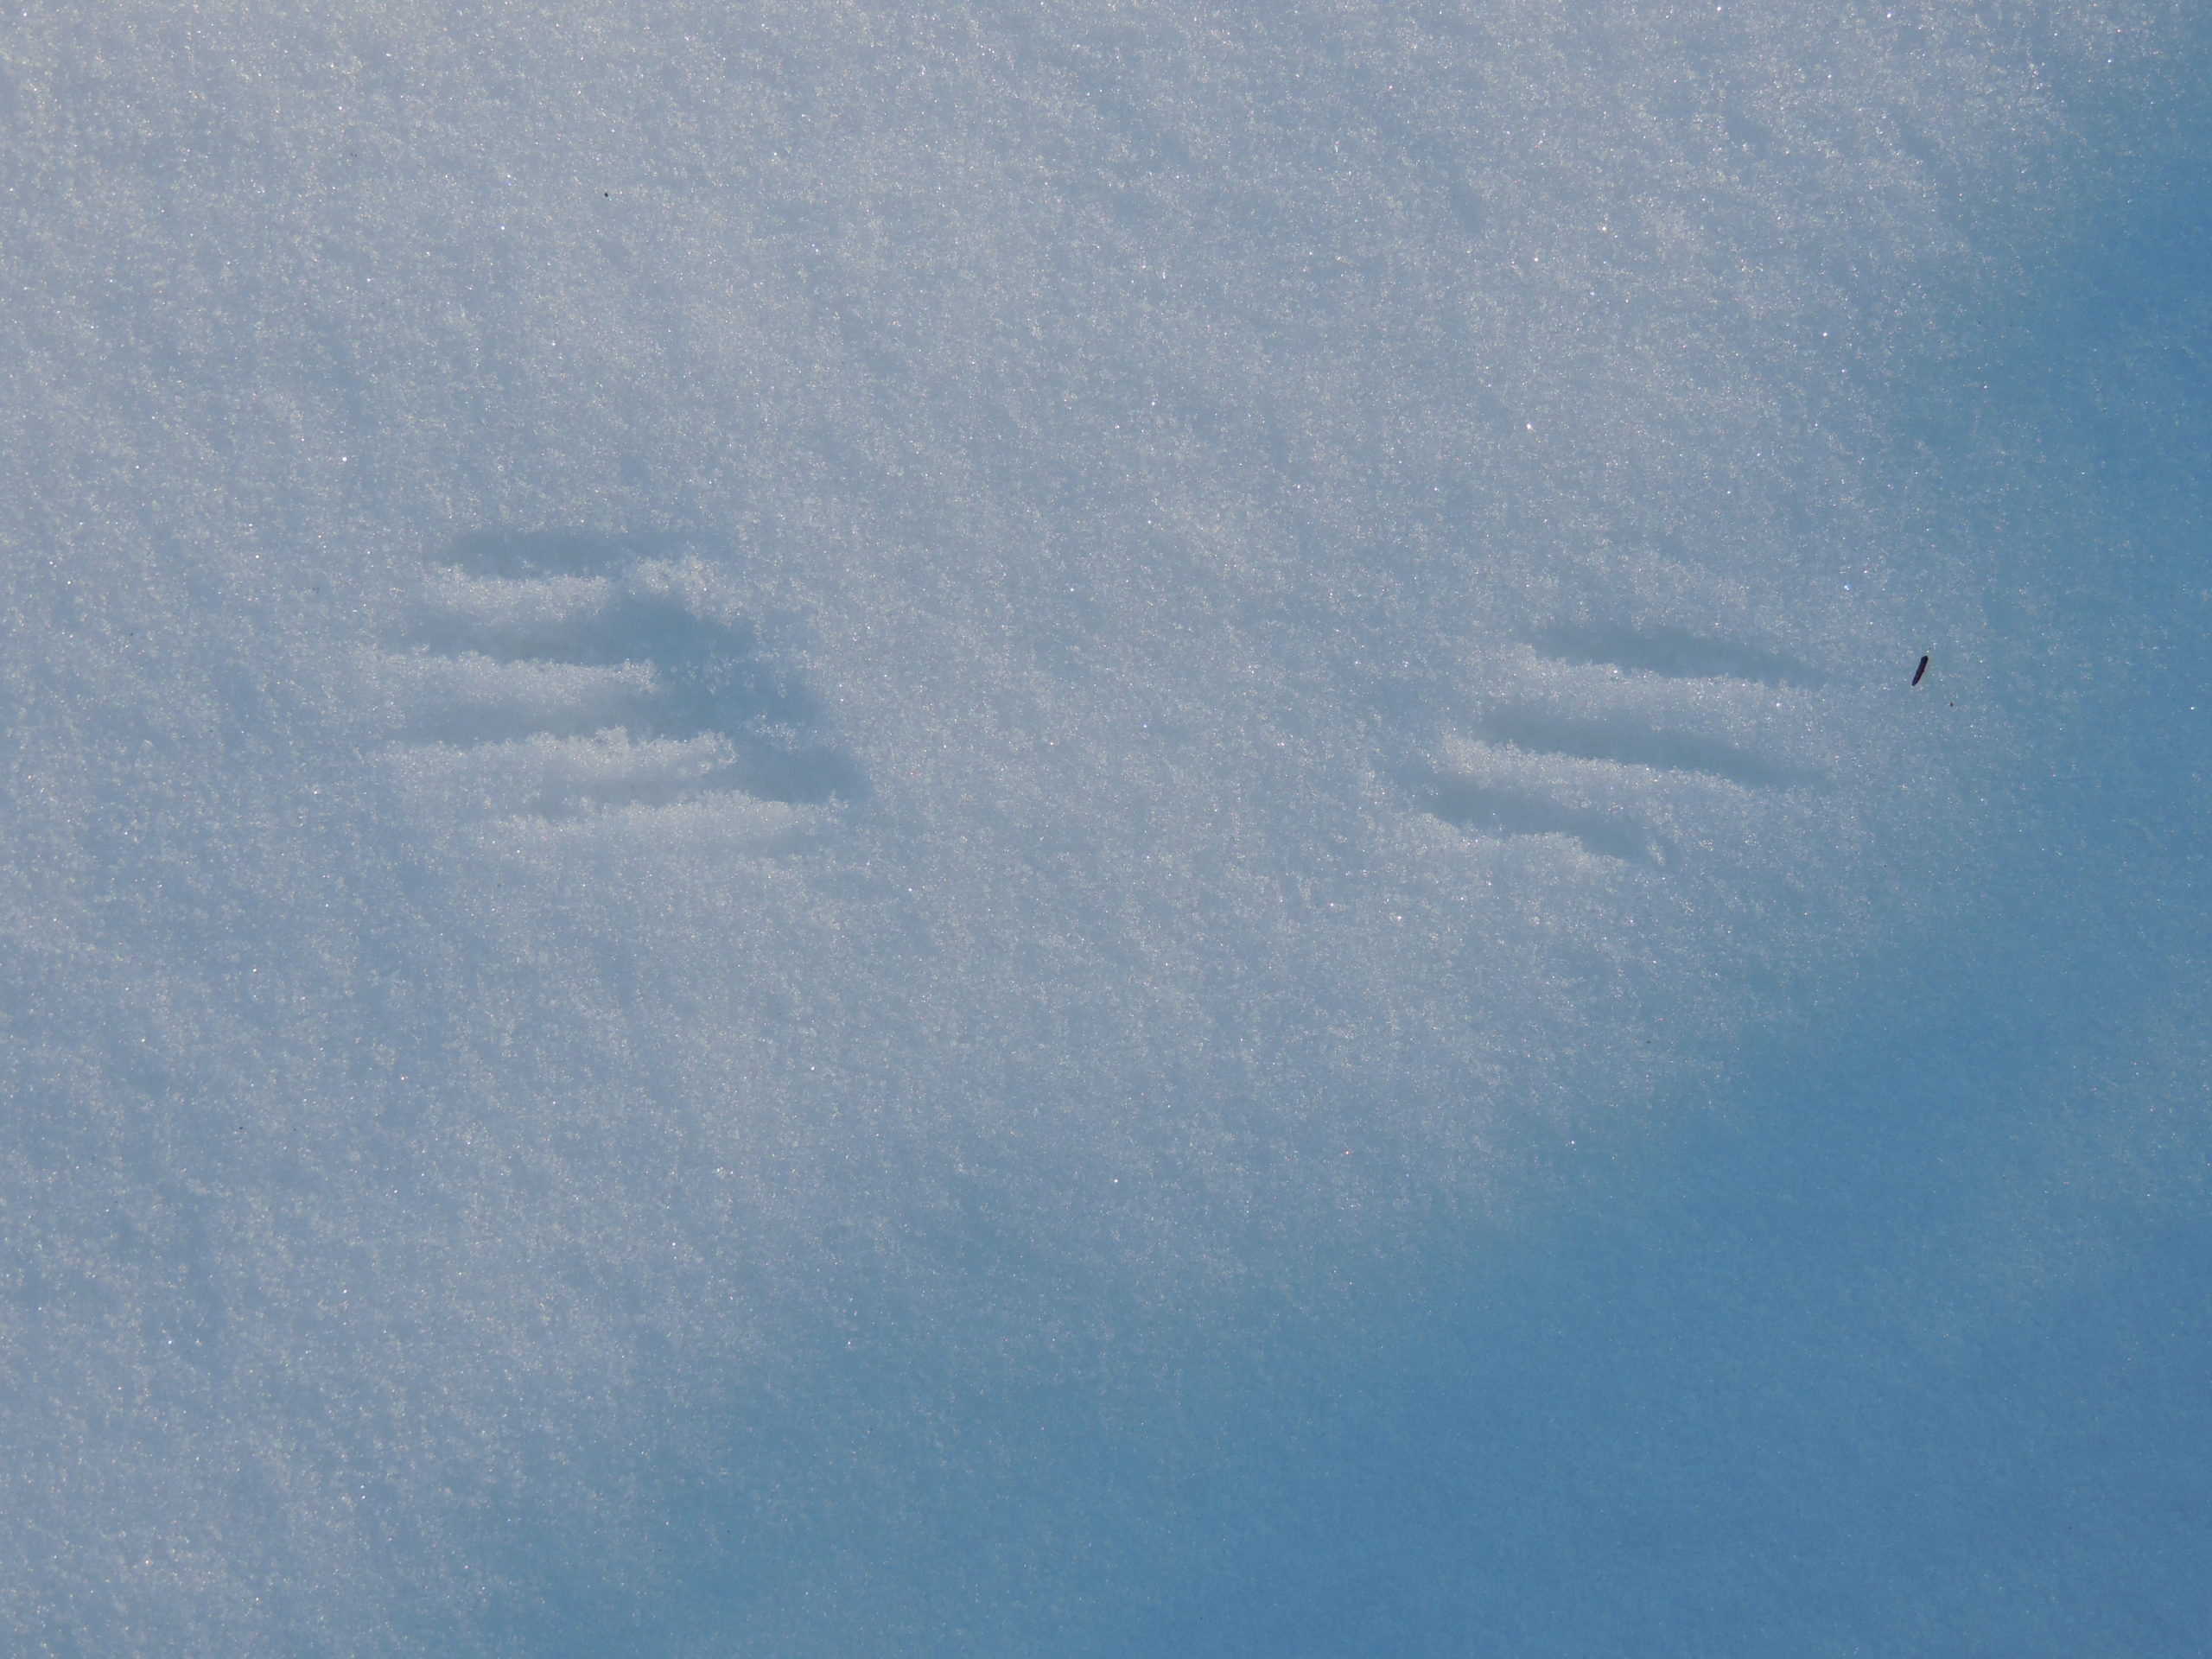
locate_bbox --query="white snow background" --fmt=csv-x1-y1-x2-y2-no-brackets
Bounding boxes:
2,2,2206,1653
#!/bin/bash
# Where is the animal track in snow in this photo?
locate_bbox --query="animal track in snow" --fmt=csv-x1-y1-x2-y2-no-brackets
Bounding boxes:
1529,622,1821,689
379,531,861,824
1420,626,1825,865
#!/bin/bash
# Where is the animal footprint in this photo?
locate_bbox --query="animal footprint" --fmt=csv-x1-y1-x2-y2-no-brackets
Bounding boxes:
378,532,861,824
1420,624,1824,864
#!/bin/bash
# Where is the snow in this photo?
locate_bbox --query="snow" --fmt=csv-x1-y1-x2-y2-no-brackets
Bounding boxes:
2,2,2205,1652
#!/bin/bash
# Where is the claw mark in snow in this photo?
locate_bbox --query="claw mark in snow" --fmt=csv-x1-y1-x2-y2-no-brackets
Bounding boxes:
1419,624,1823,863
379,531,862,824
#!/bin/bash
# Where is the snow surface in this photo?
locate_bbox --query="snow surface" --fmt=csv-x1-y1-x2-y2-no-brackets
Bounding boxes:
1,2,2206,1653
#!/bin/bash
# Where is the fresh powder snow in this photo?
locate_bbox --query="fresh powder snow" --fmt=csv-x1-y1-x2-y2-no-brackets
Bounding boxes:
2,3,2206,1654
